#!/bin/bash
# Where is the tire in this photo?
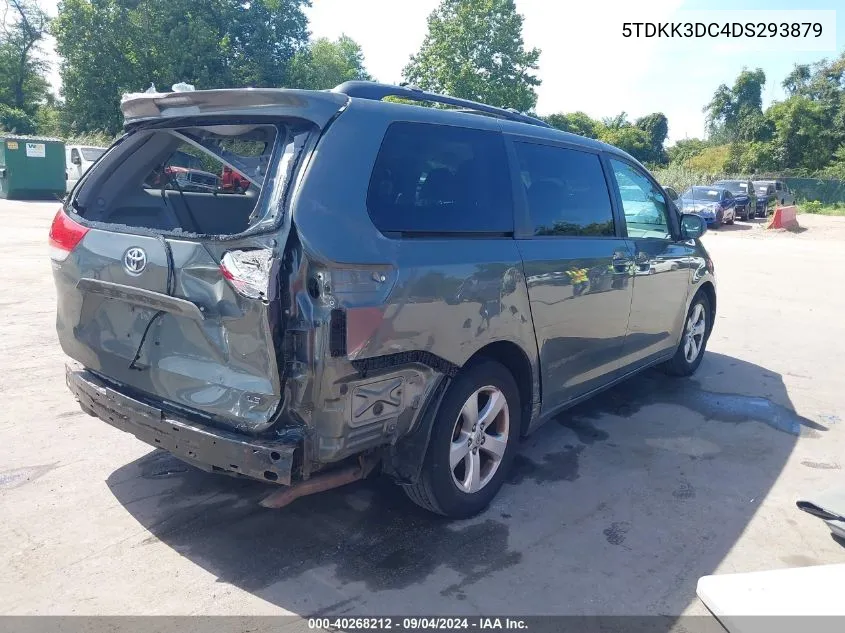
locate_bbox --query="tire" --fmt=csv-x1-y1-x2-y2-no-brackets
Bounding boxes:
233,181,243,194
403,359,519,518
726,212,734,225
711,220,721,229
660,292,712,377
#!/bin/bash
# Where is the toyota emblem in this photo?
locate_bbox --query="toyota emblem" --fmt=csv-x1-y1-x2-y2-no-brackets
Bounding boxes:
123,247,147,275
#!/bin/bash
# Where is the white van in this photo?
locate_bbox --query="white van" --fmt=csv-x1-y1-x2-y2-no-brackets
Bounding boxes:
65,145,107,192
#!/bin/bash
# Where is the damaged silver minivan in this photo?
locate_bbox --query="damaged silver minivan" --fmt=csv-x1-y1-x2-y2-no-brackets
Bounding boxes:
52,82,716,518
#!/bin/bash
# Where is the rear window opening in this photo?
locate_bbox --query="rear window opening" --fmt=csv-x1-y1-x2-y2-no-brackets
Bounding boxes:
71,120,311,237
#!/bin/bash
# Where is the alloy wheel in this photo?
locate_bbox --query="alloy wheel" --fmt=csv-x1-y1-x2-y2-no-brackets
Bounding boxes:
683,303,707,363
449,386,510,494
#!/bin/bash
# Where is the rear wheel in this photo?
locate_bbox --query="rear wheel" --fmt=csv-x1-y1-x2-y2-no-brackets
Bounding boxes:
404,360,519,518
661,292,711,377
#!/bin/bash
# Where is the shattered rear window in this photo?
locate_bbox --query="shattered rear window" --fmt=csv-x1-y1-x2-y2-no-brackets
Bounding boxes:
72,121,312,237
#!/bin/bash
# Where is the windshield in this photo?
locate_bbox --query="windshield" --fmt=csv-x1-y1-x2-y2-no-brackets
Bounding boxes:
754,182,773,193
715,181,748,194
681,187,721,202
80,147,106,162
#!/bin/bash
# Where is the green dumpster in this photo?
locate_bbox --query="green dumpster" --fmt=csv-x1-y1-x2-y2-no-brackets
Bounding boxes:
0,135,66,200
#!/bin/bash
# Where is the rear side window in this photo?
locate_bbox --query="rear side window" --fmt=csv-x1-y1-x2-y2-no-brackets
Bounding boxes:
514,142,615,237
366,122,513,234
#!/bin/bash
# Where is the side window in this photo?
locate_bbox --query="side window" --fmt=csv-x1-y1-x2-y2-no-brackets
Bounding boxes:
775,182,783,191
724,191,733,200
609,158,671,239
366,122,513,234
513,141,614,237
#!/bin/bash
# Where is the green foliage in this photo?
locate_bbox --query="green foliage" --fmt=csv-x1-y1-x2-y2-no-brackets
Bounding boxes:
704,68,767,143
601,112,629,130
817,146,845,179
651,164,721,194
696,54,845,177
686,145,730,173
725,140,781,174
543,111,599,139
799,201,845,216
597,125,650,161
667,138,710,164
64,130,119,147
403,0,541,112
634,113,668,164
544,110,667,164
0,103,36,133
290,35,372,90
52,0,311,134
0,0,51,115
767,96,837,172
802,200,823,213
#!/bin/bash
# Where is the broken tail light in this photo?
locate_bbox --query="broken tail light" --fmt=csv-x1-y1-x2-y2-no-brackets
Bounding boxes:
220,249,274,300
49,208,89,262
312,267,397,359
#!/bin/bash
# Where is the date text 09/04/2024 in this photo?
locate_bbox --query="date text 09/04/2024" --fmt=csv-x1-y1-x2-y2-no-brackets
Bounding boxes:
622,22,822,38
308,618,528,630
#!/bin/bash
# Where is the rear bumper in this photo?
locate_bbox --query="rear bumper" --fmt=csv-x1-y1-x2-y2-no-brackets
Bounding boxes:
66,365,300,485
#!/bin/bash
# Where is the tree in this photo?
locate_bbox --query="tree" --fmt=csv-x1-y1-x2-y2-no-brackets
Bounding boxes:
0,103,35,133
667,138,710,164
686,145,730,173
597,125,650,162
290,35,372,90
52,0,311,134
0,0,50,118
726,140,780,174
543,111,600,138
403,0,541,112
635,113,668,164
704,68,767,143
601,112,629,130
767,96,836,172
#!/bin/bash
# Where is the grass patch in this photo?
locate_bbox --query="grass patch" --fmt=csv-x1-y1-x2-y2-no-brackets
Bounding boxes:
799,201,845,216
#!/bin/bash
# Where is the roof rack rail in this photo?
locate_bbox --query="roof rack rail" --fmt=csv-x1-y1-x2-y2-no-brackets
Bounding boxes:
332,81,551,129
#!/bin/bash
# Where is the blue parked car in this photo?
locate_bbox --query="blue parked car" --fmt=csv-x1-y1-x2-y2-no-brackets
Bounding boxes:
678,186,737,229
712,180,757,221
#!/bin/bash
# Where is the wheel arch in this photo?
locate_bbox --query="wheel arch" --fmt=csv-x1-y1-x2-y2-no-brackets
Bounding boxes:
465,340,536,437
698,280,716,321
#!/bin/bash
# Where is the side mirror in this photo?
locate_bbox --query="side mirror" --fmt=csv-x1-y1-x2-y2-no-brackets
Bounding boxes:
680,213,707,239
71,154,81,166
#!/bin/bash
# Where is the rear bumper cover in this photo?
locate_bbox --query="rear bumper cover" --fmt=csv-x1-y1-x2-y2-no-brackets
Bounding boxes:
66,365,299,485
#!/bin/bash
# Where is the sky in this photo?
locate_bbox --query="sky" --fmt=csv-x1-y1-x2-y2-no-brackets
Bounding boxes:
32,0,844,144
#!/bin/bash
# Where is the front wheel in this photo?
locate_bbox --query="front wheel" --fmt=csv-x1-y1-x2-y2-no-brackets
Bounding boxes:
661,292,712,377
404,360,519,518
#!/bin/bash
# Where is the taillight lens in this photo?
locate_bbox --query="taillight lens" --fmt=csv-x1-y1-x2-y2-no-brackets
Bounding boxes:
220,249,274,299
49,208,89,262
